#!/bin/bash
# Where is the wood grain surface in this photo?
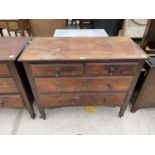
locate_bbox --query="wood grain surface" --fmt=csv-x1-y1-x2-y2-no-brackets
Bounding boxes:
18,37,147,61
35,76,133,93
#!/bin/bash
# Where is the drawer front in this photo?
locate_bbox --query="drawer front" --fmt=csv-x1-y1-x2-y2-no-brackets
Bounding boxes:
0,22,7,28
8,22,19,30
0,95,25,108
35,76,133,93
31,64,83,77
0,78,19,93
86,62,138,76
39,92,127,107
0,64,10,76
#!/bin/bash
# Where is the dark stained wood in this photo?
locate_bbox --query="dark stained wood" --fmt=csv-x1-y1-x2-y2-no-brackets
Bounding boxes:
19,37,147,119
0,63,10,76
0,95,25,108
0,37,35,118
18,37,147,61
140,19,155,52
35,76,133,93
39,92,127,108
0,78,19,93
0,37,29,61
86,62,138,76
131,58,155,111
31,63,83,77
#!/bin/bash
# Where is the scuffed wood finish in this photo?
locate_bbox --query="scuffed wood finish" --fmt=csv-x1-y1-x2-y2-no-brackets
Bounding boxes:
0,63,10,76
39,92,127,108
0,78,19,93
35,76,133,93
131,58,155,111
31,63,83,77
0,37,35,118
0,37,29,61
86,62,138,76
19,37,147,61
19,37,147,119
0,95,25,108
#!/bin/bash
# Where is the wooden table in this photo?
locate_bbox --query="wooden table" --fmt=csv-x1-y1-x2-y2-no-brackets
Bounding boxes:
0,37,35,118
18,37,147,119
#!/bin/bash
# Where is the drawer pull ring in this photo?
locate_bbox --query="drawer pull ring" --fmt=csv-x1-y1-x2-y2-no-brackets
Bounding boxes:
55,69,60,77
106,83,112,90
57,83,63,89
109,66,114,75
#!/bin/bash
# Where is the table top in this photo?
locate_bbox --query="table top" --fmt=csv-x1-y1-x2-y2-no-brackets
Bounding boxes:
0,37,29,61
19,37,148,62
53,29,108,37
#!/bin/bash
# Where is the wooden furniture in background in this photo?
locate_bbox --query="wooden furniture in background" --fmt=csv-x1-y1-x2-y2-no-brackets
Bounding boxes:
18,37,147,119
131,20,155,112
140,19,155,54
0,37,35,118
29,19,66,36
0,20,31,36
131,57,155,112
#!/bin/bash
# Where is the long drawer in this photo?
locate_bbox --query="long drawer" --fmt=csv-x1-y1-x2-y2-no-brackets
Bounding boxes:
30,63,83,77
35,76,133,93
39,92,127,107
0,63,11,77
86,62,138,76
0,78,19,93
0,95,25,108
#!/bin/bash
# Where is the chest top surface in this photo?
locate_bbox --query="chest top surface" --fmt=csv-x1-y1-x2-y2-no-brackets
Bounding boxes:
0,37,29,61
18,37,147,62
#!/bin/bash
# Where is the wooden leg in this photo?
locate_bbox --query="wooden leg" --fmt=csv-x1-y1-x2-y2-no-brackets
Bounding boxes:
26,28,31,36
119,62,144,117
39,109,46,120
7,29,11,36
23,62,47,120
130,106,138,113
0,29,3,36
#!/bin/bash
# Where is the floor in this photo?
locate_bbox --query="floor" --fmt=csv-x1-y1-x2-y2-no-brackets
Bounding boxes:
1,104,155,135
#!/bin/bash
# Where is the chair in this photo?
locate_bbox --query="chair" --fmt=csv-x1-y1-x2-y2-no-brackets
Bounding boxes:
140,19,155,54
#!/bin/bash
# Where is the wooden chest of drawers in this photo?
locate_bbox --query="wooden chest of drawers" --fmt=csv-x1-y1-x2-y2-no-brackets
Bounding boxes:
0,37,35,118
19,37,147,119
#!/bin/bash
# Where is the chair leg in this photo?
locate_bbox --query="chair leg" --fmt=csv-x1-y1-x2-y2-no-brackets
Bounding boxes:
0,29,3,37
7,29,11,36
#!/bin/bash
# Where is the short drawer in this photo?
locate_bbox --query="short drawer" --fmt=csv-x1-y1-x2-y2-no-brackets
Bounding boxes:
8,22,19,30
0,22,7,28
35,76,133,93
86,62,138,76
39,92,127,108
0,64,11,76
0,78,19,93
31,63,83,77
0,95,25,108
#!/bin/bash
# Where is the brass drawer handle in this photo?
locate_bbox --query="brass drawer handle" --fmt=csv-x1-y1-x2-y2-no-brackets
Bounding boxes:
106,83,112,90
74,96,80,99
57,83,63,89
109,66,114,75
